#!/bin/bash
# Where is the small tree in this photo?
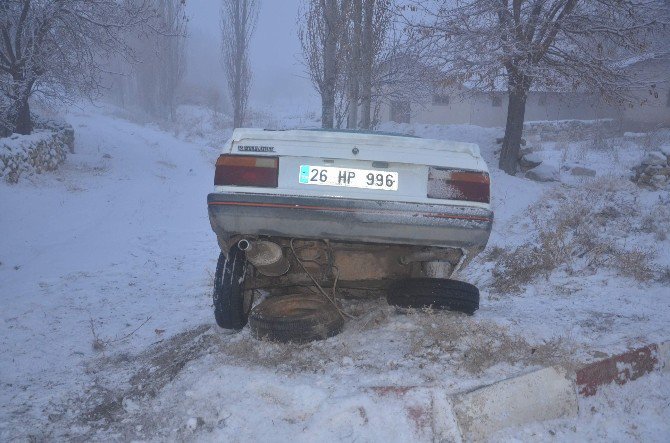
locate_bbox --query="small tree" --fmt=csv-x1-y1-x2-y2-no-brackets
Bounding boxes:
299,0,352,129
156,0,188,122
0,0,159,136
221,0,259,128
342,0,395,129
404,0,669,174
346,0,362,129
129,0,188,122
358,0,394,129
372,47,437,126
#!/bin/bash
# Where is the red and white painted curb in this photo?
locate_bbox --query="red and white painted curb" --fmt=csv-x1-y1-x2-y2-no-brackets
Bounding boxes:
367,340,670,441
577,342,669,396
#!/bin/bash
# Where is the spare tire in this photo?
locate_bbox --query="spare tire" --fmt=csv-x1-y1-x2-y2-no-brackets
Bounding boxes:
249,294,344,343
386,278,479,315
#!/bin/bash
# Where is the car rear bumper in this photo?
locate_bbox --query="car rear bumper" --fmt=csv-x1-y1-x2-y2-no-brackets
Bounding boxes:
207,192,493,249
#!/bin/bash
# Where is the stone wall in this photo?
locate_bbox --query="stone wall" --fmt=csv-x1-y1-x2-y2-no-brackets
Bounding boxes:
0,120,74,183
631,146,670,190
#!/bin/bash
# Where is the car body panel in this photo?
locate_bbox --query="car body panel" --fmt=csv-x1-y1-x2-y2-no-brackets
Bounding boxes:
212,128,491,208
208,192,493,249
208,128,493,255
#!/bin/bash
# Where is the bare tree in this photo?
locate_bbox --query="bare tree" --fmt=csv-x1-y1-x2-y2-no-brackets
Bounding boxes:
221,0,259,128
359,0,393,129
340,0,430,129
299,0,352,129
300,0,396,130
403,1,670,174
343,0,394,129
0,0,159,136
372,47,437,125
140,0,187,121
157,0,188,122
122,0,187,122
346,0,362,129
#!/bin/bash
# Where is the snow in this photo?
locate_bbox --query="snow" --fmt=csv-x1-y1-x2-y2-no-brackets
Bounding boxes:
1,105,669,441
0,107,220,438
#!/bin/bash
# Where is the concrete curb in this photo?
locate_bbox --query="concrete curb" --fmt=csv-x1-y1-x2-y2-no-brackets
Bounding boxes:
450,366,577,441
368,340,670,441
659,341,670,372
576,343,660,396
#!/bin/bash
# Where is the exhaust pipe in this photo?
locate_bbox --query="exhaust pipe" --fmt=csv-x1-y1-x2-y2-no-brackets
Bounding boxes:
237,239,290,277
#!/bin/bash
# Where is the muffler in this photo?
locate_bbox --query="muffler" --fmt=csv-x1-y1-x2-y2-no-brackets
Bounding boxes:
237,239,290,277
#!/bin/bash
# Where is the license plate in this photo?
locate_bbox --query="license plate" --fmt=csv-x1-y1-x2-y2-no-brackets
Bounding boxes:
299,165,398,191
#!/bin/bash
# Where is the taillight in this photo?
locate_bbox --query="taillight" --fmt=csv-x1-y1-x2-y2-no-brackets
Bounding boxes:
214,155,279,187
427,167,490,203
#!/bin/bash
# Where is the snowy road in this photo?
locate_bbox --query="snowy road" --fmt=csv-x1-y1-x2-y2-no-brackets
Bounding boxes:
0,109,221,437
1,109,669,441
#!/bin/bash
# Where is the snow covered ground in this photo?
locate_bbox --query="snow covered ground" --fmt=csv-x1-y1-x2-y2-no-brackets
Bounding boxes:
1,106,669,441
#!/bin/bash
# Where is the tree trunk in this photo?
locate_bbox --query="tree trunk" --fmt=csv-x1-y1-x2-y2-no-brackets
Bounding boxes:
15,97,32,135
347,90,359,129
359,0,374,129
347,0,362,129
321,1,339,129
359,80,372,129
233,1,243,128
499,75,529,175
322,92,335,129
233,85,243,128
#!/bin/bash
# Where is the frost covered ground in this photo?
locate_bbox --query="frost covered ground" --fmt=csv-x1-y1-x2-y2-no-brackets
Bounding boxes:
1,106,669,441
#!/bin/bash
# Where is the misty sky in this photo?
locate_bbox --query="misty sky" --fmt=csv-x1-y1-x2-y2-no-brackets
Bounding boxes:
185,0,317,108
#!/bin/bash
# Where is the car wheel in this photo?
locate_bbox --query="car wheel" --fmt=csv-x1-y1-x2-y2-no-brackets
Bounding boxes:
249,294,344,343
386,278,479,315
213,246,251,330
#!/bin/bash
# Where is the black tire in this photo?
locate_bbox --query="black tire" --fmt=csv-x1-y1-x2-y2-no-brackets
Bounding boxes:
213,246,250,330
249,294,344,343
386,278,479,315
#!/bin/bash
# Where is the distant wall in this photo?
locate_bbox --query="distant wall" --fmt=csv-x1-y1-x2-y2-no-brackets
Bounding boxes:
377,91,621,128
378,67,670,129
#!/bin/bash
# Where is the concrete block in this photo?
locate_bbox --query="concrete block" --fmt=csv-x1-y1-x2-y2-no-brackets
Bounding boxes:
430,390,463,443
658,341,670,372
451,367,577,441
526,163,560,182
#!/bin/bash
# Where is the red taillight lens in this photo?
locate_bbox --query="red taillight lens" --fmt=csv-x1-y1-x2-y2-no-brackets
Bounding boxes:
427,167,490,203
214,155,279,187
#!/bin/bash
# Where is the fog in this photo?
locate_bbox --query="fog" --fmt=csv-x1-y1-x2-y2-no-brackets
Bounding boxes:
1,3,670,440
185,0,317,110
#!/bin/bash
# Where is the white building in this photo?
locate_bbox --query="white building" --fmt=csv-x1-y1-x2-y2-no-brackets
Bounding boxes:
378,58,670,129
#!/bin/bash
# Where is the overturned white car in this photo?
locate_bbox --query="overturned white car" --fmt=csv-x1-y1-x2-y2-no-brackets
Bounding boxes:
207,129,493,338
